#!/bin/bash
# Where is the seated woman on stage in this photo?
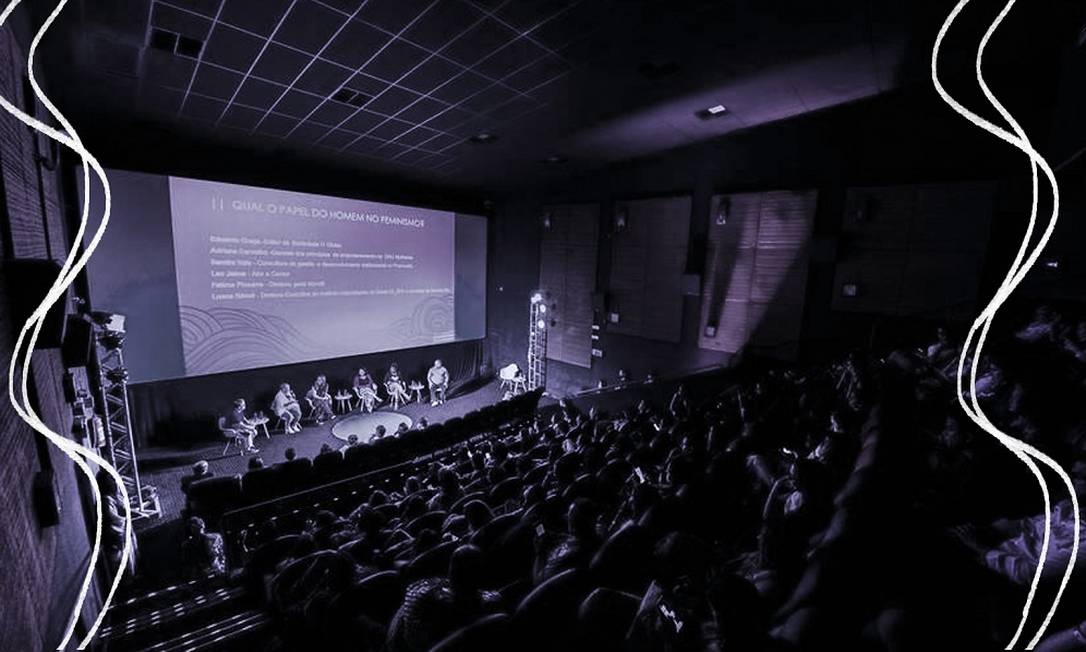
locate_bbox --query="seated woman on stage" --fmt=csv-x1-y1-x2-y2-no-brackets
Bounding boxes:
226,398,260,453
428,359,449,406
353,368,379,413
306,375,335,424
385,363,411,408
273,383,303,434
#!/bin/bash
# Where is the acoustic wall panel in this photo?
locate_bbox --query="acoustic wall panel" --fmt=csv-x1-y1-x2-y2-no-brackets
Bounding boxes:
608,196,691,343
539,203,599,367
0,32,46,260
699,190,817,356
833,182,994,316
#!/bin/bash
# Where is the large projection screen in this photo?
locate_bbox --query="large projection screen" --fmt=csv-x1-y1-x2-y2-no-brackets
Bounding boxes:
82,170,486,383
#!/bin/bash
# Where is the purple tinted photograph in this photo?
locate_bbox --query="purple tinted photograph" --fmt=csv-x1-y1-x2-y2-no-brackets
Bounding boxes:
0,1,1084,650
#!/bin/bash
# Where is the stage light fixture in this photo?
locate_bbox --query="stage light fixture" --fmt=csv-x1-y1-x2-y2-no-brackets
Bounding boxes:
531,292,544,304
105,366,129,384
539,304,547,314
469,132,498,144
537,319,546,329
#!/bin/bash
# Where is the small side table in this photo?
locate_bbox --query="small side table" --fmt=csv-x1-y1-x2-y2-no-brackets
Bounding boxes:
251,416,271,440
408,381,425,403
334,391,353,414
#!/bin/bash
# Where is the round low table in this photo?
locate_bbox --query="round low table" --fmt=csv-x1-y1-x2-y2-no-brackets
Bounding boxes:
408,381,425,403
334,391,353,414
331,410,412,443
250,416,271,439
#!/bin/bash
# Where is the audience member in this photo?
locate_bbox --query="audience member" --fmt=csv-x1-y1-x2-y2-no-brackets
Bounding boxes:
180,516,226,579
180,460,213,493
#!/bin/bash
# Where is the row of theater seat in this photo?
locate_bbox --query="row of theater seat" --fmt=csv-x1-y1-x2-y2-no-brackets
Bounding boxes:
185,390,542,528
769,378,893,648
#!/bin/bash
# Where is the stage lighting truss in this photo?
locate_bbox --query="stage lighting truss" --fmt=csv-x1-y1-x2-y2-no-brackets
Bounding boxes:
527,293,548,391
93,326,159,521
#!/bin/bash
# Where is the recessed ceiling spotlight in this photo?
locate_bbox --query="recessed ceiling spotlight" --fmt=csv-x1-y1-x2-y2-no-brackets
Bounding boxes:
696,104,728,120
469,132,498,144
541,155,567,164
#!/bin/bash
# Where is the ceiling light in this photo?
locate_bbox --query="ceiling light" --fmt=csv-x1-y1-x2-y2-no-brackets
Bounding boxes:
696,105,728,120
541,155,567,164
469,132,498,144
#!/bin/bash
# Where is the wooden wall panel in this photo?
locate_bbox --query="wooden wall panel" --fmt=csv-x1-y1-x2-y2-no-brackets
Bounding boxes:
833,182,994,316
608,196,690,343
540,203,598,367
0,25,95,651
700,190,816,356
0,30,46,260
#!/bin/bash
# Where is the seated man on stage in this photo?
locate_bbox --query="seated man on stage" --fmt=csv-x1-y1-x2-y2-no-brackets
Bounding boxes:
353,368,380,413
306,375,335,424
385,363,411,408
226,398,260,453
273,383,303,434
427,359,449,406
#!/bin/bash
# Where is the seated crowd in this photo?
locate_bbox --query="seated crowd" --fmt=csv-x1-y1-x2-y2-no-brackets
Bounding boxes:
185,349,882,651
175,302,1086,650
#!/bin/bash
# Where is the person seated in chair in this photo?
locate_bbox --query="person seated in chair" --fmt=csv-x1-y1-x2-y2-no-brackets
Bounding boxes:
385,363,411,408
339,434,359,454
396,422,410,436
353,368,380,413
273,383,303,434
414,417,429,431
372,424,388,441
427,359,449,406
180,460,214,494
181,516,226,579
226,398,259,453
306,374,335,424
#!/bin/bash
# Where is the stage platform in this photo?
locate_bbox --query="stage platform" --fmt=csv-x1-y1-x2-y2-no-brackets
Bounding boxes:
139,378,510,524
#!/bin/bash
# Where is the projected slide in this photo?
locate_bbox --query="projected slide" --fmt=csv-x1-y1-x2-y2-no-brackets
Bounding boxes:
82,169,486,382
169,178,456,376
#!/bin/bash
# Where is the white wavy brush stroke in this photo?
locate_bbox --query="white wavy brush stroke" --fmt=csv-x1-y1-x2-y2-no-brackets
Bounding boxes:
0,0,133,649
932,1,1078,648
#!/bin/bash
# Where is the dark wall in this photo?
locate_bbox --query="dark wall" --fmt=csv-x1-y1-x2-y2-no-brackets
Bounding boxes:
0,12,102,650
489,59,1076,392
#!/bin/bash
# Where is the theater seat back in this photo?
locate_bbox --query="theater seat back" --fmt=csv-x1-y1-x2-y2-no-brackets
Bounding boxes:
589,521,652,594
186,475,242,523
430,613,512,652
512,569,590,652
312,450,345,479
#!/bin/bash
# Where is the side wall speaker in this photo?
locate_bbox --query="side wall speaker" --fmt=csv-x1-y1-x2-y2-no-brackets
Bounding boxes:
4,259,66,348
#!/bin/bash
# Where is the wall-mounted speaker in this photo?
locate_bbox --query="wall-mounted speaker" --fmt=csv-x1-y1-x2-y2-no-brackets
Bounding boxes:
4,259,67,348
62,315,93,368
